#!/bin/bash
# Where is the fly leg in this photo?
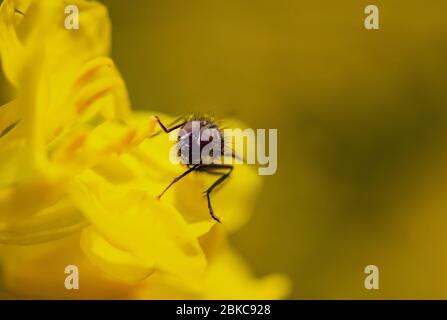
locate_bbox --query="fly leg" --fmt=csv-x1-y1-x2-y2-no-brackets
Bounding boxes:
196,164,234,223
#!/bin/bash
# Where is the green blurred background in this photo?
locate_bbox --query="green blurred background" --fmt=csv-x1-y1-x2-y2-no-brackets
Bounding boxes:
3,0,447,299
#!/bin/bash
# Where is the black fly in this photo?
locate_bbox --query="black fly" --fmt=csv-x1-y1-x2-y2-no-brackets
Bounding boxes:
152,114,234,223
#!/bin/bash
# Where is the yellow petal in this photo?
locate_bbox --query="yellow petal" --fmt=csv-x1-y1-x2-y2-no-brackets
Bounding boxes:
80,227,155,284
0,99,20,138
133,243,290,300
68,170,207,283
50,117,155,170
0,233,136,299
0,199,87,245
0,0,25,86
201,246,290,300
0,0,111,88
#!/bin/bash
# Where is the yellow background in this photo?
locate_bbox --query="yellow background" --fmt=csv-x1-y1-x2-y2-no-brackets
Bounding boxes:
2,0,447,299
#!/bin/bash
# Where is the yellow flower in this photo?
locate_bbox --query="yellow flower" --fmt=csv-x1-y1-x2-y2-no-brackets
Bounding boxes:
0,0,289,299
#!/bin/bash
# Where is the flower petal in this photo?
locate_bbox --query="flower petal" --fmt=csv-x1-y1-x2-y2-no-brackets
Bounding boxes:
80,227,155,284
0,199,87,245
0,233,136,299
0,0,111,88
68,170,207,283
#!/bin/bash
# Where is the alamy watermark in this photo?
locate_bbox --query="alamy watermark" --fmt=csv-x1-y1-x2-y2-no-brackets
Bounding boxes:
166,121,278,176
64,4,380,31
64,265,79,290
64,5,79,30
364,265,379,290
